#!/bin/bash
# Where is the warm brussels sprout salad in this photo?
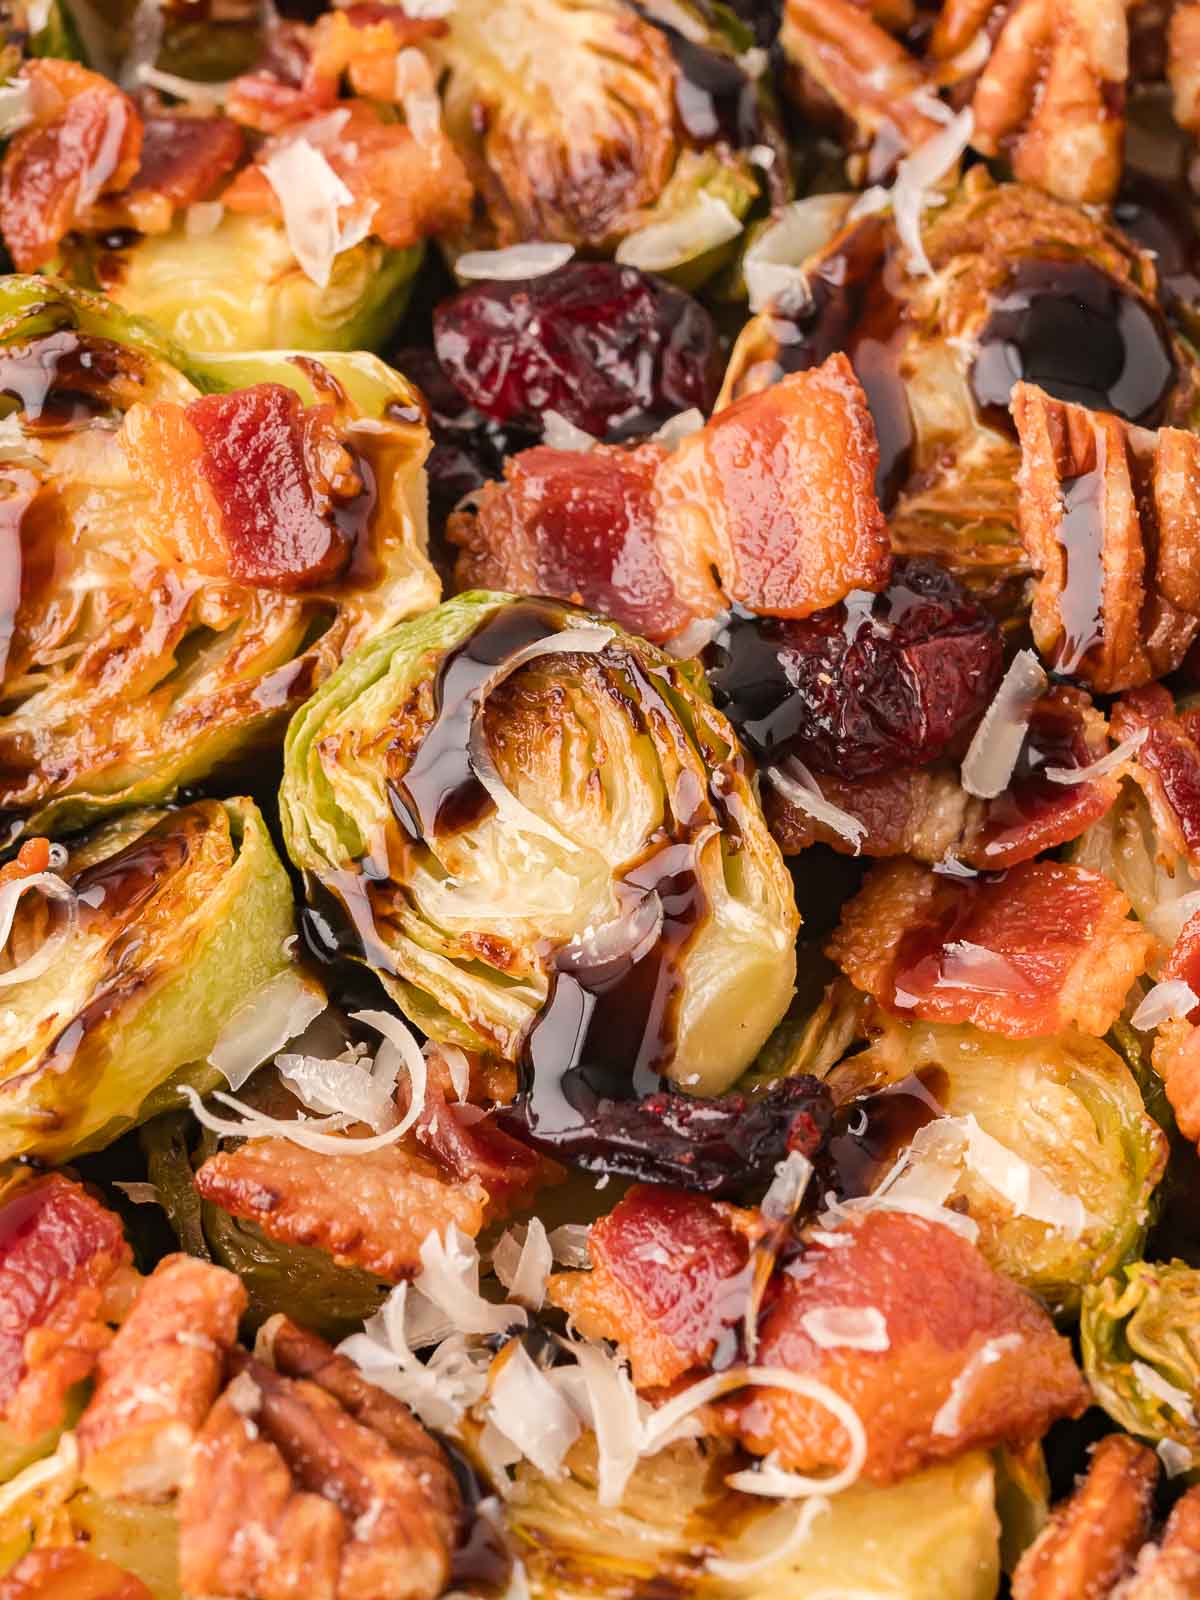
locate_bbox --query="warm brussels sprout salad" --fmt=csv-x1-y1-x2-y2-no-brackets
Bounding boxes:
6,0,1200,1597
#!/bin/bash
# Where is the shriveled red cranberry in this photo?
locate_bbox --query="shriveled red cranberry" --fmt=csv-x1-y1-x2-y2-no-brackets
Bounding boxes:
432,262,720,438
705,557,1003,779
498,1074,832,1196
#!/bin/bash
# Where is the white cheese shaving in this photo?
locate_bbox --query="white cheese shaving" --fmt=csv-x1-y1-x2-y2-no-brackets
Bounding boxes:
706,1496,831,1579
275,1050,398,1132
1044,727,1147,785
396,0,454,14
650,408,705,448
407,1225,524,1347
562,1339,643,1507
1158,1437,1193,1478
905,1115,1091,1235
744,194,854,314
800,1306,889,1352
339,1284,491,1432
438,1043,471,1102
350,1007,428,1137
663,610,729,660
1148,885,1200,948
261,138,376,289
961,649,1048,798
1132,1360,1197,1424
0,870,77,989
931,1333,1023,1437
0,80,33,139
135,64,228,105
1131,980,1199,1030
547,1223,591,1268
889,109,974,277
615,192,743,273
492,1219,553,1310
456,242,575,281
208,969,327,1091
541,410,597,452
487,1344,581,1479
767,762,866,851
186,202,224,237
762,1151,814,1222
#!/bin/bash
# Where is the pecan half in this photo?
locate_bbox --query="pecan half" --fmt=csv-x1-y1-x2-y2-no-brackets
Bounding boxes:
969,0,1128,204
76,1254,245,1501
178,1339,461,1600
1012,1434,1158,1598
1014,382,1200,692
1169,1,1200,132
1121,1486,1200,1598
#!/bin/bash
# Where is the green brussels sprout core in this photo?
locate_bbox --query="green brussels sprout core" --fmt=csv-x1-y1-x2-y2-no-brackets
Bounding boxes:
1082,1260,1200,1469
0,797,295,1161
0,277,438,833
282,592,799,1103
824,1018,1167,1314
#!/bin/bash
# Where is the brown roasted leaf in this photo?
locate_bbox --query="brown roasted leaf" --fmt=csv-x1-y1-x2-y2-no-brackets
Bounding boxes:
969,0,1128,204
76,1254,245,1500
1011,1434,1158,1599
1013,382,1200,692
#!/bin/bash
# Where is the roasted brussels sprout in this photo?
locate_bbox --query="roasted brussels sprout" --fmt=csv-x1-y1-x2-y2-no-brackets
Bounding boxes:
0,797,296,1162
717,172,1200,611
0,0,80,68
1082,1260,1200,1470
141,1100,387,1340
508,1437,1002,1599
822,1017,1168,1314
434,0,781,278
83,216,425,358
0,277,437,834
281,592,799,1113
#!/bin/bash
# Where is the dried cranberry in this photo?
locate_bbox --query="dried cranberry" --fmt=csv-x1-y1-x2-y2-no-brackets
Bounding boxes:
497,1074,832,1196
432,262,720,438
705,557,1004,779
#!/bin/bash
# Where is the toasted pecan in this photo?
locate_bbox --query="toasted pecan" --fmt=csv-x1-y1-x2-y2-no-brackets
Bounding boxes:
969,0,1128,204
1168,2,1200,133
826,857,1155,1037
1120,1485,1200,1598
1012,1434,1158,1599
1014,383,1200,692
76,1254,245,1501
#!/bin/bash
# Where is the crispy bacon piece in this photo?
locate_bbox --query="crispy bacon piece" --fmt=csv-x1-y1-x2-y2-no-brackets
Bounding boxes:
178,1350,459,1600
765,763,979,861
1011,1434,1158,1600
195,1100,557,1282
0,61,142,272
227,9,446,132
960,686,1122,869
1112,684,1200,865
0,1175,134,1444
1169,2,1200,132
222,103,472,251
1121,1485,1200,1598
448,443,696,645
778,0,941,158
1151,907,1200,1146
1014,383,1200,693
725,1211,1087,1483
826,858,1155,1037
120,384,360,591
76,1254,245,1501
657,357,891,621
547,1186,760,1388
81,113,244,236
0,1550,151,1600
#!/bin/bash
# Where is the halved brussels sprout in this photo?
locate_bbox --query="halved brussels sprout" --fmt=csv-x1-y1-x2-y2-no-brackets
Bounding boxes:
141,1099,387,1340
434,0,782,280
509,1437,1001,1599
281,591,799,1103
77,215,424,357
0,797,294,1162
1081,1260,1200,1470
1070,781,1199,945
823,1017,1168,1314
717,172,1200,613
0,277,437,834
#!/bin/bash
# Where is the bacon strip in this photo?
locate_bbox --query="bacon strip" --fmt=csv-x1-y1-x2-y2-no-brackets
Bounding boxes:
547,1186,760,1388
1112,684,1200,866
826,858,1155,1037
76,1254,245,1501
0,1175,134,1444
450,355,890,644
0,61,142,271
120,384,359,591
724,1210,1086,1484
0,1550,152,1600
81,113,244,236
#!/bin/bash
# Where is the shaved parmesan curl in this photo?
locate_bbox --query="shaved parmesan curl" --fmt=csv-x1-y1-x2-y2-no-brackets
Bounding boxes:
261,138,376,288
768,762,866,851
208,968,327,1090
0,870,77,989
961,649,1048,798
456,242,575,281
1131,980,1198,1030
